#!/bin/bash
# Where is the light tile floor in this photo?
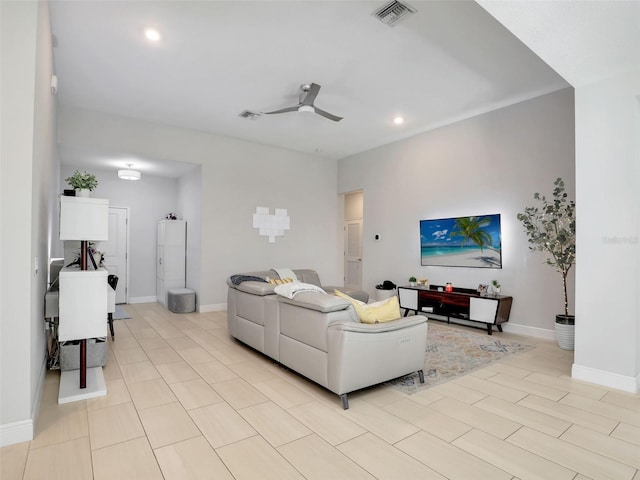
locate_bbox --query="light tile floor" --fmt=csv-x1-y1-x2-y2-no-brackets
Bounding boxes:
2,303,640,480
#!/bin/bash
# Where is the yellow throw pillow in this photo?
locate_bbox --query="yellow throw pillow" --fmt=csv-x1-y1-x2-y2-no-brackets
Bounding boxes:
268,277,294,285
334,289,364,305
334,290,400,324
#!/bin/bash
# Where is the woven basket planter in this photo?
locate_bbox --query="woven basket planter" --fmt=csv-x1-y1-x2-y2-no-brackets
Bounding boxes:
555,315,575,351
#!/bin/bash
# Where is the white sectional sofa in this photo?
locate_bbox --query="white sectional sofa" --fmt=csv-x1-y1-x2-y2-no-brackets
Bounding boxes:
227,269,428,408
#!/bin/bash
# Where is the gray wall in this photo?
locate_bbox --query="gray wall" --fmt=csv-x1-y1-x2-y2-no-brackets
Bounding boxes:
1,0,58,445
178,166,202,302
58,166,182,301
338,88,576,337
57,107,341,309
197,140,341,309
574,67,640,391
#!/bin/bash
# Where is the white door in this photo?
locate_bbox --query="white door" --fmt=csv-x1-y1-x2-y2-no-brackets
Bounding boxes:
101,207,128,304
344,220,363,290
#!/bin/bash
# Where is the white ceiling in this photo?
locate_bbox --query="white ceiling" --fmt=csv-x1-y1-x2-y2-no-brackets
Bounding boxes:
50,1,576,176
477,0,640,87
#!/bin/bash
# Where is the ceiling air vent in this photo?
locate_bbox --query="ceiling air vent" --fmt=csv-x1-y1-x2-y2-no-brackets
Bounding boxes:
373,0,417,27
239,110,261,119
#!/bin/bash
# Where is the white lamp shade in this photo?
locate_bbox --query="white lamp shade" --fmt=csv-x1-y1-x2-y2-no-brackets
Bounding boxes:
118,169,141,180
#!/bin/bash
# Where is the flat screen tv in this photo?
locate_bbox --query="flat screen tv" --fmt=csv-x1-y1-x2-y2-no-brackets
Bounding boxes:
420,214,502,268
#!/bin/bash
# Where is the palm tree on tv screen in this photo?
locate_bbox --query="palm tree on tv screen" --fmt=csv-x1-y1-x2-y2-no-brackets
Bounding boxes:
450,216,493,251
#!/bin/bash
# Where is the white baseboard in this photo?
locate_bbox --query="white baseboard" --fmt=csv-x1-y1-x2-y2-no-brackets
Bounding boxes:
128,296,157,304
1,360,47,447
501,323,556,341
424,315,555,341
32,360,46,429
198,303,227,313
572,363,640,394
0,419,34,447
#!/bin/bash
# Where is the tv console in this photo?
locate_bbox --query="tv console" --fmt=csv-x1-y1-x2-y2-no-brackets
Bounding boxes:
397,284,513,335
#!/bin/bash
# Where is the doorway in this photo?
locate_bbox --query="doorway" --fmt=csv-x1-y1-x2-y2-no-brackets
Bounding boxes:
343,191,363,290
101,207,129,304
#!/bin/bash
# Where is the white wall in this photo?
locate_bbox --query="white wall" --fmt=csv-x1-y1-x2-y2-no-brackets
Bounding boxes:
344,191,363,220
178,166,202,303
1,0,58,446
573,67,640,392
31,0,58,432
58,166,181,301
338,88,575,337
197,140,339,309
57,107,340,310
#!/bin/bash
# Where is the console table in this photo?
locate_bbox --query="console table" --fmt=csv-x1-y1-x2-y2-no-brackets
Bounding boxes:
398,285,513,335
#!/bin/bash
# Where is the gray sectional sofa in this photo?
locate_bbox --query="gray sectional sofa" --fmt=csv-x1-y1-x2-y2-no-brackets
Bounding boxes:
226,269,427,408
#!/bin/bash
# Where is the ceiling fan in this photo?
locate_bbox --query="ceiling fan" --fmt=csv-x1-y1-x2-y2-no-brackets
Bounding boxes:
262,83,343,122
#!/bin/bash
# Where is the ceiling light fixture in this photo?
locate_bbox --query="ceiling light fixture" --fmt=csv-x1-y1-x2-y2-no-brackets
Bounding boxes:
144,28,161,42
298,105,315,114
118,163,141,181
393,116,404,125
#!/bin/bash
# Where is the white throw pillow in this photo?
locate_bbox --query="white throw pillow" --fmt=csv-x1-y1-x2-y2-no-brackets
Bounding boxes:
274,282,326,299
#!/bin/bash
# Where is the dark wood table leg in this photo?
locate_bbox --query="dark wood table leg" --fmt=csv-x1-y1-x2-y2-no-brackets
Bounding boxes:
497,324,503,332
108,313,115,340
79,338,87,388
487,324,493,335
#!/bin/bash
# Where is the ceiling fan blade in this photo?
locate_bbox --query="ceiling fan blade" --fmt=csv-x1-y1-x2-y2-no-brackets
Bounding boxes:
264,106,300,115
314,107,343,122
300,83,321,106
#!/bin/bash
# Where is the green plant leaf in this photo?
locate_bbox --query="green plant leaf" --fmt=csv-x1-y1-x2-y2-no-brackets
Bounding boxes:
517,177,575,318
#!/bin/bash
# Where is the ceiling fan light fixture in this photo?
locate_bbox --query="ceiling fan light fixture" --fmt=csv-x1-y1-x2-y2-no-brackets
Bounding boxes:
260,82,343,121
118,163,141,181
298,105,315,114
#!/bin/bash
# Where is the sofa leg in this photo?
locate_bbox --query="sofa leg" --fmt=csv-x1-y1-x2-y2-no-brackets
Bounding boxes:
108,313,115,341
418,369,425,384
340,393,349,410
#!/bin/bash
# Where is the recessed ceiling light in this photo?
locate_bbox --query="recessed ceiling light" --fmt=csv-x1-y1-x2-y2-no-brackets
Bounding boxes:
393,116,404,125
144,28,161,42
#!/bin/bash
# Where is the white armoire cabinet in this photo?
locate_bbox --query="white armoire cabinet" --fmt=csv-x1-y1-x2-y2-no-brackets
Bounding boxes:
157,220,186,307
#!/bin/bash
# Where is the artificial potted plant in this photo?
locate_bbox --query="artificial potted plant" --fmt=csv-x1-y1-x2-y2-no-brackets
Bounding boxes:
517,177,576,350
65,170,98,197
409,276,417,287
491,280,501,295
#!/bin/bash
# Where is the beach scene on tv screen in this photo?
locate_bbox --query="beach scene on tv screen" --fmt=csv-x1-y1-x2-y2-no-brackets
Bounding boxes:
420,214,502,268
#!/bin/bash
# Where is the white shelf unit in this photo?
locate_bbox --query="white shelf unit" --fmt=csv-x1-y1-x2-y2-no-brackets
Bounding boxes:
58,266,108,342
59,196,109,241
58,195,109,403
157,220,186,307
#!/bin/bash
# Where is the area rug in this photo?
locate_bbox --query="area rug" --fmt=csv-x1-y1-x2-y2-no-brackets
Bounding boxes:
387,321,533,394
112,305,131,320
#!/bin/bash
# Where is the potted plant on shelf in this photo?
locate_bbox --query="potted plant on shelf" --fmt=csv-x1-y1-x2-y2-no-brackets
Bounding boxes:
65,170,98,197
491,280,501,295
517,177,576,350
408,276,417,287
